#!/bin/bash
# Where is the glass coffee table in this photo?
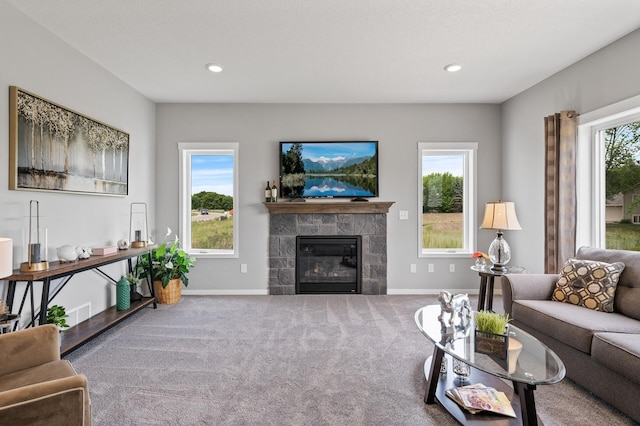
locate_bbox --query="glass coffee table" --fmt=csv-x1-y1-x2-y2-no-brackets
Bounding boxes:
415,305,565,425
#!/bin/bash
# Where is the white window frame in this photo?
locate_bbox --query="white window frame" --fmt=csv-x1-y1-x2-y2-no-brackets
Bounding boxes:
577,94,640,248
417,142,477,258
178,142,239,258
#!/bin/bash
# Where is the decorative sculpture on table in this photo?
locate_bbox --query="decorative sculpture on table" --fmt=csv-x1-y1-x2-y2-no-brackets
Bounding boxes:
438,290,472,329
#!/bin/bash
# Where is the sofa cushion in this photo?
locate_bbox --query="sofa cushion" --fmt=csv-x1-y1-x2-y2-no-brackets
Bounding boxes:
576,246,640,320
552,257,624,312
0,360,77,393
512,300,640,354
592,333,640,385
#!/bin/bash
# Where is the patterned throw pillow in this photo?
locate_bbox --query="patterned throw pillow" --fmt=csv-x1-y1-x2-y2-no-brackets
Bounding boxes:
552,258,625,312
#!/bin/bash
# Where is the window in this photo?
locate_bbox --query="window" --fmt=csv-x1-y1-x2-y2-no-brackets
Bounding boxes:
577,95,640,250
418,142,477,257
179,142,239,257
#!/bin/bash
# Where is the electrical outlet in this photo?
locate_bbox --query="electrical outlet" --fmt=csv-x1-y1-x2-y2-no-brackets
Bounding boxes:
410,264,416,273
399,210,409,220
428,264,434,273
241,264,248,273
449,264,455,272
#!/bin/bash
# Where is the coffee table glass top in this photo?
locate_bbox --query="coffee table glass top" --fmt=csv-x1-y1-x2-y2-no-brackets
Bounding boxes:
415,304,565,385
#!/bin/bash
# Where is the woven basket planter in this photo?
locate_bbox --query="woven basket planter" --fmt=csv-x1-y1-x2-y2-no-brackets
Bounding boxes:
153,278,182,304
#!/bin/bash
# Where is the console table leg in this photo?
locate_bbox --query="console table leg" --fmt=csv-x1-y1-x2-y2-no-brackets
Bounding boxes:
39,278,52,326
424,346,444,404
515,382,538,426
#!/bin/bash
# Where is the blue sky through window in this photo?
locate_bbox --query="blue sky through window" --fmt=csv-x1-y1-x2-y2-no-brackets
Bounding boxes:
191,154,234,196
422,155,463,177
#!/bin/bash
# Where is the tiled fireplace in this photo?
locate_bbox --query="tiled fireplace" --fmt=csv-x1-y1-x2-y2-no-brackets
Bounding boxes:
264,201,394,295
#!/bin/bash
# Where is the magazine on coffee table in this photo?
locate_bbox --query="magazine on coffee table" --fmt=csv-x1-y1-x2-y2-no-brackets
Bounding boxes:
446,383,516,417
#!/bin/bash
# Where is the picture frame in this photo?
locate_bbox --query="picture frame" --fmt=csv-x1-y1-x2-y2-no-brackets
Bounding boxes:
9,86,129,196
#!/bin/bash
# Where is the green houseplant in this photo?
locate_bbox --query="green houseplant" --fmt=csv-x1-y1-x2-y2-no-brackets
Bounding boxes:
46,305,70,330
139,230,195,304
475,310,510,359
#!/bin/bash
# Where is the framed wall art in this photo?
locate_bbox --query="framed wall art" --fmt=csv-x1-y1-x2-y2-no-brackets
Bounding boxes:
9,86,129,196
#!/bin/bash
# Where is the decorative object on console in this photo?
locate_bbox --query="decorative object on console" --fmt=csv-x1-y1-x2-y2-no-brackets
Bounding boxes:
93,246,118,255
474,310,511,359
56,245,79,263
116,276,131,310
9,86,129,196
129,202,149,248
0,237,13,278
76,246,92,259
20,200,49,272
117,239,130,250
480,201,522,271
552,257,625,312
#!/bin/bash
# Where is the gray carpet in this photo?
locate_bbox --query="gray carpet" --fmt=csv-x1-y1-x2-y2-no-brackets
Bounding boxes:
65,295,636,425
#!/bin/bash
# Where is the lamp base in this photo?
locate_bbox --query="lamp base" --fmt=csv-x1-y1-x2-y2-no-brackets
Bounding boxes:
488,231,512,272
20,261,49,272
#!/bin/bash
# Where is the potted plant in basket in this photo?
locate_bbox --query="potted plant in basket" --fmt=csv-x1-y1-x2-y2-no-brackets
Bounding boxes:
139,229,195,304
475,310,510,359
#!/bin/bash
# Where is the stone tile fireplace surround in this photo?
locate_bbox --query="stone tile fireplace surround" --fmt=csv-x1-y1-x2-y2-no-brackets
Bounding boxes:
264,201,394,295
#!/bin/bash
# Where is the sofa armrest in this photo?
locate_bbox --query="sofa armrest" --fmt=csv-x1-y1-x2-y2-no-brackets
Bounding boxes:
501,274,558,317
0,324,60,377
0,374,90,426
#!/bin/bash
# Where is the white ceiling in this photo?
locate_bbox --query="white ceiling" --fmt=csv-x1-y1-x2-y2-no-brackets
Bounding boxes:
7,0,640,104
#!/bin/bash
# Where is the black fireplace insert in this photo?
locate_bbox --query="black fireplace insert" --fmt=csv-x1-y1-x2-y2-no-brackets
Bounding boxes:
296,236,361,294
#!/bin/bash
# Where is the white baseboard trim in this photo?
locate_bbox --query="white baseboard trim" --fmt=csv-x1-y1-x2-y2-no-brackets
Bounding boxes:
182,288,501,297
182,289,269,296
387,288,480,295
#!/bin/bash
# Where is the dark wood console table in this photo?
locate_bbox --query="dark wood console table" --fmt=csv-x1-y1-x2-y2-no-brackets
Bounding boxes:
4,245,157,356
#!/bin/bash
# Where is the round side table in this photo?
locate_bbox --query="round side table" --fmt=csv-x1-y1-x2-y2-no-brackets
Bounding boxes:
470,265,526,311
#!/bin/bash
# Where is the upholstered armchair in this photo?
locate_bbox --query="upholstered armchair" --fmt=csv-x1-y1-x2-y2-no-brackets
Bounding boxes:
0,324,91,425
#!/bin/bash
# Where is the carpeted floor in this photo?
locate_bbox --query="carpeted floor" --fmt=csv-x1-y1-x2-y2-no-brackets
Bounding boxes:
65,295,636,425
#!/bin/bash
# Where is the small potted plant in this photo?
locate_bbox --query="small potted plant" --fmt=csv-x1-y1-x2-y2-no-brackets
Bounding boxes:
475,310,510,359
138,229,195,304
46,305,70,331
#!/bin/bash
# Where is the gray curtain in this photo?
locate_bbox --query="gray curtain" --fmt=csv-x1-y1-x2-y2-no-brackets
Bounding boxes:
544,111,578,273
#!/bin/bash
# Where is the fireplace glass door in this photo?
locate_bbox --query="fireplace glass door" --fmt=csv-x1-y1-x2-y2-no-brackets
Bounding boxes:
296,236,361,294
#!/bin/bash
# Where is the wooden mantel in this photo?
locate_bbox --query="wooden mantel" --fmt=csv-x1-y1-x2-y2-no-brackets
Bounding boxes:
263,201,394,214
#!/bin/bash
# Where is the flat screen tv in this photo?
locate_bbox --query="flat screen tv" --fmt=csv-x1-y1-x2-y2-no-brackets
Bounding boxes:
279,141,379,199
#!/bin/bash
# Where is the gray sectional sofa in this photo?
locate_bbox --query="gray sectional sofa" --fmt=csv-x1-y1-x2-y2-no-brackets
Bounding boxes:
501,246,640,422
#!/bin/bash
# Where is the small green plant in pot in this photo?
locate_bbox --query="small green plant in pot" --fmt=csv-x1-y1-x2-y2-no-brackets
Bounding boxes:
475,310,511,359
138,229,195,304
46,305,70,331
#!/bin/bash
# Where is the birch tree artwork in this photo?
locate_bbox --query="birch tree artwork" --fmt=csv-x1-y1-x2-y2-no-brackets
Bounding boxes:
9,87,128,195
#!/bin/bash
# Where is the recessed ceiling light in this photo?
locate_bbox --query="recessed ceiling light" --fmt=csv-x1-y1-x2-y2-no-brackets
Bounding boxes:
444,63,462,73
206,63,223,73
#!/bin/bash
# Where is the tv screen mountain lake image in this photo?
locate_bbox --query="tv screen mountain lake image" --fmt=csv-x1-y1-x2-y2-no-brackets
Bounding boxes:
280,142,378,198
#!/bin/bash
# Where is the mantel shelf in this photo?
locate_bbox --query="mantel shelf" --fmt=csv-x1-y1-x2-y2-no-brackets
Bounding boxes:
263,201,394,214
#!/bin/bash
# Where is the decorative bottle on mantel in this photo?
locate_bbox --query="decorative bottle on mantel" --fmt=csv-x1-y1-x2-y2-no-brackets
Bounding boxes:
271,180,278,202
265,181,271,203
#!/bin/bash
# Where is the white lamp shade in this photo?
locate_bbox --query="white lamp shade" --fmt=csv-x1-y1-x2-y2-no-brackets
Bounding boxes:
0,238,13,279
480,201,522,231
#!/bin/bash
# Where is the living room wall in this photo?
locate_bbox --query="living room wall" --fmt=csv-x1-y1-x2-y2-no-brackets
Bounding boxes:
502,28,640,273
156,103,501,294
0,2,156,323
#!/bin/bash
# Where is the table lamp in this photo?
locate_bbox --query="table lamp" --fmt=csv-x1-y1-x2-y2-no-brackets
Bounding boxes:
480,201,522,271
0,237,13,279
